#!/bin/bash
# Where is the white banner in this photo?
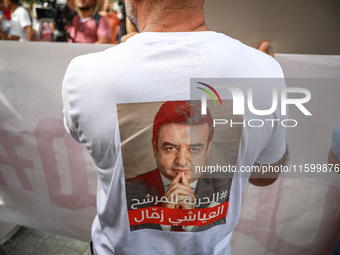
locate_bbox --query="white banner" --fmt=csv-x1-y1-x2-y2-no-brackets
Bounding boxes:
232,54,340,254
0,41,111,241
0,41,339,255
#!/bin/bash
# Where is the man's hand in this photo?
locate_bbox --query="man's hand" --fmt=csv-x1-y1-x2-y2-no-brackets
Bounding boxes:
258,41,274,57
163,172,196,209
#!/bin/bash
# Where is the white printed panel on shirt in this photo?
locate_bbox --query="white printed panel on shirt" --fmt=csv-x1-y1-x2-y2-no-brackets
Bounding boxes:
117,100,242,232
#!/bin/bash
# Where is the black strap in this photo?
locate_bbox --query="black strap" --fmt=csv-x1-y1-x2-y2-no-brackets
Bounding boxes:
68,9,78,23
93,12,101,27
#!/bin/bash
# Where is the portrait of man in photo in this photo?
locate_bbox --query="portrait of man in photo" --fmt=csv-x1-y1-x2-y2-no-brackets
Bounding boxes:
120,101,235,232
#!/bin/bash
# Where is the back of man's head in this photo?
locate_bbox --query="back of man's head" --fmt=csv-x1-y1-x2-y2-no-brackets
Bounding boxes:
125,0,205,32
135,0,204,11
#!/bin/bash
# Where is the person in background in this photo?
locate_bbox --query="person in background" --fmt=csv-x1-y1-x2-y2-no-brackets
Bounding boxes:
328,123,340,255
31,3,41,39
116,0,137,43
0,0,21,40
2,2,10,19
23,2,51,41
328,123,340,167
99,0,120,44
39,20,54,41
33,3,55,41
0,0,34,41
67,0,75,11
0,0,10,36
22,2,32,21
66,0,111,43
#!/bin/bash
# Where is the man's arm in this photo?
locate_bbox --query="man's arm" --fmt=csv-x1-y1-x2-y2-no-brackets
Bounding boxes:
329,123,340,172
25,25,35,41
95,34,110,44
248,41,286,186
328,148,340,167
16,6,33,41
249,151,287,186
0,16,20,40
0,27,19,40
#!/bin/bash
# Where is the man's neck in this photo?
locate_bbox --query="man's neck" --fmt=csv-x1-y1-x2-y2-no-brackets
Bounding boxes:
10,3,19,13
78,6,95,19
136,3,209,32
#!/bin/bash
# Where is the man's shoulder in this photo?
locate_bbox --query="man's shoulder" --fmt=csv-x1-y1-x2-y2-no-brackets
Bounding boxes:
13,6,32,26
13,6,27,16
132,31,283,78
68,43,123,67
63,45,117,94
200,32,283,78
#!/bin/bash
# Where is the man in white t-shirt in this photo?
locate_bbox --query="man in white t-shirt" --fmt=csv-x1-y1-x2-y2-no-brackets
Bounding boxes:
0,0,20,39
0,16,21,40
62,0,287,254
0,0,9,34
0,0,34,41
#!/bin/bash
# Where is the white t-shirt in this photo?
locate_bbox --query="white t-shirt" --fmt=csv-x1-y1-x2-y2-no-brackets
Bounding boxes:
62,32,286,255
1,16,21,37
0,16,11,35
11,5,31,41
9,19,21,38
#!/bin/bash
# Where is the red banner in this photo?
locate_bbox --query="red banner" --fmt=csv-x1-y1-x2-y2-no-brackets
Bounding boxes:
128,201,229,227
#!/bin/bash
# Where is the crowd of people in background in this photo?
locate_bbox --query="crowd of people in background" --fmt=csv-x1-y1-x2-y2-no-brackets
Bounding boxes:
0,0,135,43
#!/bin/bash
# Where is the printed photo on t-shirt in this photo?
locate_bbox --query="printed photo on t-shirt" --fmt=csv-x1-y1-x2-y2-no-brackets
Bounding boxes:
117,100,243,232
